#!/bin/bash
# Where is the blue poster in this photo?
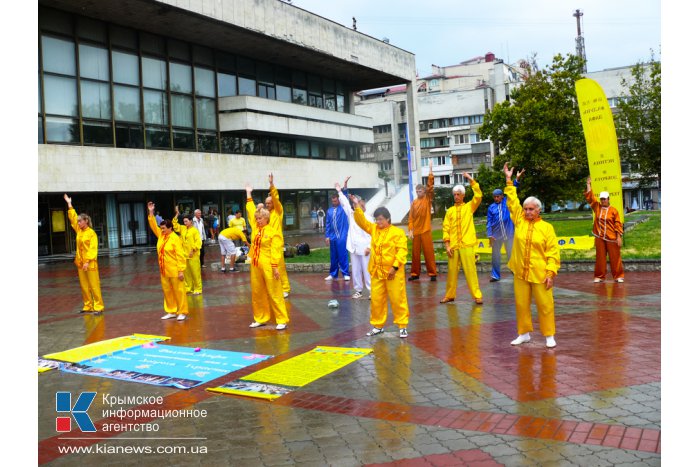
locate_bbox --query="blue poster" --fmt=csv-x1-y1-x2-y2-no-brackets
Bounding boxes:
60,345,271,389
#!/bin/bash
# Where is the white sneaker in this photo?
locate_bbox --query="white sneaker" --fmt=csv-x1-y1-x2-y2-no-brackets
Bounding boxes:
176,314,187,321
366,327,384,337
615,278,624,283
510,333,531,345
399,328,408,338
352,291,363,299
545,336,557,348
161,313,176,320
343,275,351,281
283,291,289,298
324,275,334,281
275,323,287,330
593,278,603,283
249,321,264,328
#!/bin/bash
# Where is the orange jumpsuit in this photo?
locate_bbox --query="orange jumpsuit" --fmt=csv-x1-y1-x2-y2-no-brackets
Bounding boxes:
408,172,437,278
354,207,410,329
247,211,289,325
148,215,188,316
585,190,625,281
505,182,560,336
172,217,203,294
442,180,483,302
268,185,291,294
67,208,104,312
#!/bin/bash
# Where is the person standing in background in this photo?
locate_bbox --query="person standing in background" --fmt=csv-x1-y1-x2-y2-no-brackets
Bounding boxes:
63,194,105,315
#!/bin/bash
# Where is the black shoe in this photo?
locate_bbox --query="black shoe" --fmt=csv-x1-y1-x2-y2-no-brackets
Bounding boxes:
220,268,227,273
430,276,437,282
489,277,499,282
408,276,419,281
231,268,239,272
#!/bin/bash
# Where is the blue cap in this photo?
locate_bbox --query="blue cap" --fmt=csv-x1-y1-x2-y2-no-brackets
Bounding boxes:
493,189,504,196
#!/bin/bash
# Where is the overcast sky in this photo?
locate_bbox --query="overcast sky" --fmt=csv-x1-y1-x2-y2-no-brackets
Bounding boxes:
289,0,660,77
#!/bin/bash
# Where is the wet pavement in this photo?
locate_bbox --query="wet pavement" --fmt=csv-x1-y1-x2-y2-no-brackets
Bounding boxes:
38,251,660,466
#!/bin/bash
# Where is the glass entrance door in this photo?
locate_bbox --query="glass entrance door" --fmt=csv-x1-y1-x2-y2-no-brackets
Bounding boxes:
118,202,147,247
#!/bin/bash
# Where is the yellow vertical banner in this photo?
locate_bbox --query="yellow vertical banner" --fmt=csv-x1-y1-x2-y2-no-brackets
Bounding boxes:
575,78,624,223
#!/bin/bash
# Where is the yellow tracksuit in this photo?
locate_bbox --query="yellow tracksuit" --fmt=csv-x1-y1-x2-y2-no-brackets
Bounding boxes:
248,223,289,325
228,216,247,231
67,208,104,312
148,215,188,316
219,226,248,243
268,185,291,293
354,208,409,329
505,182,560,336
172,217,203,294
442,181,483,301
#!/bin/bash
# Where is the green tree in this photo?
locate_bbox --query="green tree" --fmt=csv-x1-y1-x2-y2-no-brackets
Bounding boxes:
480,54,588,210
615,55,661,190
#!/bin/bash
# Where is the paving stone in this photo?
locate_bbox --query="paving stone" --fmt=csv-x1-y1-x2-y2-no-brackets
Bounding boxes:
38,263,661,466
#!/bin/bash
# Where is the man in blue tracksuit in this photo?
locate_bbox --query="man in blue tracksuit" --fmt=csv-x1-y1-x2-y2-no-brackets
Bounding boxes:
324,193,350,281
486,188,515,282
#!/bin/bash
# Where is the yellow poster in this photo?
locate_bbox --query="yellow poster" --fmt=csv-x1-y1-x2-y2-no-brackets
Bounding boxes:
43,334,170,363
51,210,66,233
208,346,373,401
474,236,594,254
575,78,625,223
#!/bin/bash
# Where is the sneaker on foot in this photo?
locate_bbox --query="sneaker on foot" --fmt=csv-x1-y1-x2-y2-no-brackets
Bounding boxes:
275,323,287,330
430,276,437,282
283,291,289,298
324,275,334,281
474,297,483,304
221,268,227,273
510,333,531,345
161,313,176,320
176,314,187,321
615,278,624,283
352,291,363,299
249,321,265,328
399,328,408,338
440,297,455,304
93,311,103,316
408,275,419,281
545,336,557,348
593,278,603,283
366,327,384,337
343,275,351,281
489,277,499,282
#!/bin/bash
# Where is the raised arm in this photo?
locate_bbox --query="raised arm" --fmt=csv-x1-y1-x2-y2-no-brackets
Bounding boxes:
64,194,79,232
147,202,161,238
427,159,435,201
351,196,373,234
336,182,353,219
269,173,283,216
172,205,183,234
503,163,522,224
464,172,482,213
584,176,599,208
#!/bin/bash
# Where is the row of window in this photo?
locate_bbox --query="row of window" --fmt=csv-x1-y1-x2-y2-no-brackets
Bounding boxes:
220,134,360,160
421,156,449,167
38,6,351,154
419,115,484,131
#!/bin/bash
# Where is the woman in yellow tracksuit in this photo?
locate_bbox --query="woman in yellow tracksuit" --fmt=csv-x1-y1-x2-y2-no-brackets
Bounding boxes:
352,199,409,338
441,173,484,305
264,174,291,297
147,202,188,321
246,207,289,330
172,208,203,295
63,194,104,315
503,163,560,348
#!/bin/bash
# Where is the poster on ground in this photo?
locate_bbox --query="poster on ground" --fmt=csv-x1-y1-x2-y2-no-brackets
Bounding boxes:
59,344,272,389
208,346,373,401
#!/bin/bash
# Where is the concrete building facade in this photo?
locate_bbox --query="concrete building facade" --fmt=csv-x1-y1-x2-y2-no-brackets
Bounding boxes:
38,0,419,256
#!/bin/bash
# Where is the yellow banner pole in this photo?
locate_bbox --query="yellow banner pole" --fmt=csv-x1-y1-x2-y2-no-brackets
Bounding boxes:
575,78,624,223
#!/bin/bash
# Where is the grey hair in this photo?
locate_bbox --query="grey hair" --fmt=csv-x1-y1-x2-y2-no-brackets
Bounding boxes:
523,196,542,210
452,184,466,195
